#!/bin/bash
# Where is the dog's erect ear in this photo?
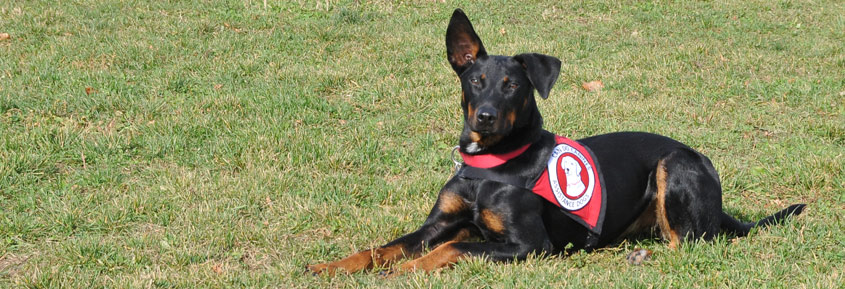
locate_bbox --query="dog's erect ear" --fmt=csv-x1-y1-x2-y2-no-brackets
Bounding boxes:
514,53,561,99
446,9,487,75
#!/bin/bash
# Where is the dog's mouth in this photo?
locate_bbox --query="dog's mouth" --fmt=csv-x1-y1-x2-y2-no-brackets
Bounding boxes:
462,106,518,153
463,130,505,153
469,130,499,142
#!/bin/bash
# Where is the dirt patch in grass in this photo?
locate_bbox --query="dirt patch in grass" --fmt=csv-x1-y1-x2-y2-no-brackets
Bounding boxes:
0,252,34,279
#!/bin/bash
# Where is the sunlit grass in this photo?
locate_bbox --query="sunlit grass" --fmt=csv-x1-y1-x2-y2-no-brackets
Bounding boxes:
1,0,842,287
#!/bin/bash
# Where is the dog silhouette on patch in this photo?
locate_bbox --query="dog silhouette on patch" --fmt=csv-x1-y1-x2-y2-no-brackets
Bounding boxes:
561,156,586,198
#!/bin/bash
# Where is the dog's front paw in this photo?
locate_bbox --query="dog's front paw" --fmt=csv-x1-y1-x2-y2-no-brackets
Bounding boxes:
305,263,336,276
378,269,397,278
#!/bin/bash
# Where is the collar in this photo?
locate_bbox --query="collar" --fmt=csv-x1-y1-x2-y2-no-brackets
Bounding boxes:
459,143,532,169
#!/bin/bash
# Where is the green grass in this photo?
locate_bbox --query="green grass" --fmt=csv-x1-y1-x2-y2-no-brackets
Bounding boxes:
1,0,842,287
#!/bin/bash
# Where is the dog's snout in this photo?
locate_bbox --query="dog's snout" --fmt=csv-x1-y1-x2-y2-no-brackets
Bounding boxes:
476,107,498,127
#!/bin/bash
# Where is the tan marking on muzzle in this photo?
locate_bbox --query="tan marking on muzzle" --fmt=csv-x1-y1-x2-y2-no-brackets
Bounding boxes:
507,110,516,127
467,103,476,126
469,131,482,142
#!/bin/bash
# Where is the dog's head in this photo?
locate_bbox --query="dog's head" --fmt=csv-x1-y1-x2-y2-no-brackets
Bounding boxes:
446,9,562,154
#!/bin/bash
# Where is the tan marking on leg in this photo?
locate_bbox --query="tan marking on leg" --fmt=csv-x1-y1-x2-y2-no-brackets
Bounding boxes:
480,209,506,234
307,244,407,275
655,160,681,249
439,191,468,214
397,241,465,273
450,228,472,242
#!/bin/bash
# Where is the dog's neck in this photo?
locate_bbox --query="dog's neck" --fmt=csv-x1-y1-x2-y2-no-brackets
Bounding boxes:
460,142,533,168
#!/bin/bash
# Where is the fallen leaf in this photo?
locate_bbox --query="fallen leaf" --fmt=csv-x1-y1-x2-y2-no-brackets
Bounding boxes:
625,248,652,265
0,33,10,41
211,263,223,274
85,87,95,95
499,27,506,35
582,80,604,92
213,84,223,90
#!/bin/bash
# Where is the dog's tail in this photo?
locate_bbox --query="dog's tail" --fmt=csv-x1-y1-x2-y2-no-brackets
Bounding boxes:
720,204,806,237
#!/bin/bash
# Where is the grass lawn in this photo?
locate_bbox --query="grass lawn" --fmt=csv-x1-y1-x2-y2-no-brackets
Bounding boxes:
1,0,843,287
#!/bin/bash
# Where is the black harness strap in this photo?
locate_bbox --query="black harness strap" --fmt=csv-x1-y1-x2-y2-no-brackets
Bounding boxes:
456,166,534,190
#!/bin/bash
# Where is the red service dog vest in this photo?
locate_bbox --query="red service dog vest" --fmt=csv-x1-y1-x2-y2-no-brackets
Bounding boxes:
458,135,606,235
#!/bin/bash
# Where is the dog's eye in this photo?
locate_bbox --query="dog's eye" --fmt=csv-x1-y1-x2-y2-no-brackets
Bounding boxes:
470,78,480,85
509,83,519,89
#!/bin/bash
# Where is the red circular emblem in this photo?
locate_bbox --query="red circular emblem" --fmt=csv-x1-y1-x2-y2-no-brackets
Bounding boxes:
547,144,595,211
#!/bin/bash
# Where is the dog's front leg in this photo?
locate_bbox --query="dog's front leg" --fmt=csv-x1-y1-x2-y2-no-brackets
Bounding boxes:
306,223,473,276
394,204,552,274
307,182,476,276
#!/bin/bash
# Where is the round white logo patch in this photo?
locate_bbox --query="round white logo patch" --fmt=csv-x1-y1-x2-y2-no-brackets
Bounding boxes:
547,143,595,211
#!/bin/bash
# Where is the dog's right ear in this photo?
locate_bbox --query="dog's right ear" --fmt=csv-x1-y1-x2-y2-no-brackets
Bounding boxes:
446,9,487,76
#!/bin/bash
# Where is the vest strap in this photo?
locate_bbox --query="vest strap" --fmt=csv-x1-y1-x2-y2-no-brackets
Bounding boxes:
456,166,533,190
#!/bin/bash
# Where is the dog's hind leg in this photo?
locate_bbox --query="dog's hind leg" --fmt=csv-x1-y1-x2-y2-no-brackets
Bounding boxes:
654,148,807,248
655,148,724,248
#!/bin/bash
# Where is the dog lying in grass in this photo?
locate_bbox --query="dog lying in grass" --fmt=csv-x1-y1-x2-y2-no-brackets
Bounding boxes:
307,9,806,276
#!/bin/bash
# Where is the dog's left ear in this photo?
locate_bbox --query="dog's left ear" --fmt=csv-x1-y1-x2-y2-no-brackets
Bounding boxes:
514,53,561,99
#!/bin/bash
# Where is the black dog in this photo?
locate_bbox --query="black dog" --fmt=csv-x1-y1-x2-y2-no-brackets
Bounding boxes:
308,9,805,275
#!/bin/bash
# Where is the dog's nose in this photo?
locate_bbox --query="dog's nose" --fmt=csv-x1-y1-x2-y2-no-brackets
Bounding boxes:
476,107,498,127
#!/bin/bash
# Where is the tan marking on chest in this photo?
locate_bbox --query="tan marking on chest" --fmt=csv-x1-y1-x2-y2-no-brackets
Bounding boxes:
439,191,468,214
480,209,506,234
